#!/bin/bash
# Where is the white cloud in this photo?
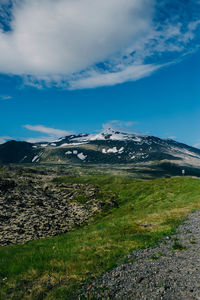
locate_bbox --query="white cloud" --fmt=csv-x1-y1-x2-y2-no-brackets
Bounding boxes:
0,0,154,75
24,124,73,137
103,120,138,128
102,120,141,135
0,0,198,88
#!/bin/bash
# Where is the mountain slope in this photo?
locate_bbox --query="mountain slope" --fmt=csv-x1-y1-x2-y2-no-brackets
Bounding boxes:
1,128,200,176
0,140,39,164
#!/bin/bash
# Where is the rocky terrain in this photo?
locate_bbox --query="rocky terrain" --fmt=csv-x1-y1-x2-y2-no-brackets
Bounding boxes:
82,210,200,300
0,166,115,246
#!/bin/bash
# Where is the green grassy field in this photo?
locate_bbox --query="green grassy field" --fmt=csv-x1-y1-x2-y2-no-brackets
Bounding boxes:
1,176,200,299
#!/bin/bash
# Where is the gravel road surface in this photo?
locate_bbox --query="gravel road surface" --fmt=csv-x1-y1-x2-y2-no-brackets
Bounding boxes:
82,210,200,300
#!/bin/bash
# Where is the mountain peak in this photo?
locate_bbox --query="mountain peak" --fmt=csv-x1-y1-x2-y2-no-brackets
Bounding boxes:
68,128,142,143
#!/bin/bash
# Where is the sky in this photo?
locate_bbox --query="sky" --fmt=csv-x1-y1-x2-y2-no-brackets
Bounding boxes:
0,0,200,146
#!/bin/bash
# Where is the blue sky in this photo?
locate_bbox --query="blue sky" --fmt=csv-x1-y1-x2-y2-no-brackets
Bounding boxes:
0,0,200,146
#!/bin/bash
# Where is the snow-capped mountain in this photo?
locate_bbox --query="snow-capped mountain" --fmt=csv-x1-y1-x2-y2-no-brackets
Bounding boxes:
1,128,200,177
42,128,142,148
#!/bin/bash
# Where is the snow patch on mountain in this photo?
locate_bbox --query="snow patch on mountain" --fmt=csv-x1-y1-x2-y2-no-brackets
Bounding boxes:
52,137,66,143
102,146,125,154
77,153,87,160
107,147,118,154
65,151,72,155
168,146,200,160
32,155,39,162
65,150,87,160
60,142,88,147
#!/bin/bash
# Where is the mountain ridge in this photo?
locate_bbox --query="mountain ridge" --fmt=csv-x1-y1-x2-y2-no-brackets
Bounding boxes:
1,128,200,178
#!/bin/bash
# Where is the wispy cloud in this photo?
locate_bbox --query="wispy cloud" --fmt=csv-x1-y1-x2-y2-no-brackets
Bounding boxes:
0,0,199,89
69,63,161,90
102,120,141,135
0,125,73,144
24,124,72,137
0,95,12,100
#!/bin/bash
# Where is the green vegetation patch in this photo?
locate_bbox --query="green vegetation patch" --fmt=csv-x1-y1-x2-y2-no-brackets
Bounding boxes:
172,239,187,251
1,176,200,299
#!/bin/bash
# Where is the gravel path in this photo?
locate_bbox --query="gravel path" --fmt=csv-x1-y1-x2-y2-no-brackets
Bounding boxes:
82,210,200,300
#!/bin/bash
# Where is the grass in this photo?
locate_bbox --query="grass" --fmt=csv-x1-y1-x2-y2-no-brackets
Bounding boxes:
172,239,187,251
189,237,197,244
1,176,200,299
150,251,165,260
